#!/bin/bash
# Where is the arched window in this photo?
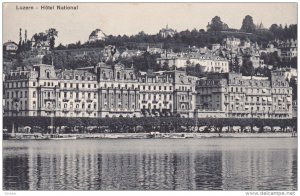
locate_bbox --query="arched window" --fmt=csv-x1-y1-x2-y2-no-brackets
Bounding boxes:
117,72,120,80
130,73,134,80
124,74,127,80
46,71,50,79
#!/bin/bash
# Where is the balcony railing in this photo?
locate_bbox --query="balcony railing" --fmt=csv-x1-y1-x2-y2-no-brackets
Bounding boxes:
63,98,69,102
74,108,81,113
44,98,56,102
13,98,20,102
75,99,81,102
86,109,93,113
86,99,93,103
62,108,69,112
44,107,55,112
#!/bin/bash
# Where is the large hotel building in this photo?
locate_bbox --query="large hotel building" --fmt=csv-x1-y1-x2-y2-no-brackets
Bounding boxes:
195,71,293,119
3,63,198,118
3,63,293,119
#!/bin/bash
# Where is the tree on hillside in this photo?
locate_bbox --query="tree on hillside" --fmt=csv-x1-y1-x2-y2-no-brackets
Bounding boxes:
46,28,58,50
207,16,229,31
230,56,241,72
241,15,256,33
162,62,170,71
241,60,255,76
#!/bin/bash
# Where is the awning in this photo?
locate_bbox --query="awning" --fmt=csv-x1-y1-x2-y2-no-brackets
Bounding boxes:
235,96,240,100
262,97,267,101
278,98,283,101
287,97,292,102
244,105,249,109
262,89,267,93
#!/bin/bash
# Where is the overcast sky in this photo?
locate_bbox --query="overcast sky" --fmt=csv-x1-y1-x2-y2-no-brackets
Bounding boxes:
3,3,297,45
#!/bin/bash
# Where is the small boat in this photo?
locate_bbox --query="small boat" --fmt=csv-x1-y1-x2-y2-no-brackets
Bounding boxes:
147,132,163,138
169,134,187,139
49,135,77,140
49,136,77,140
104,135,120,139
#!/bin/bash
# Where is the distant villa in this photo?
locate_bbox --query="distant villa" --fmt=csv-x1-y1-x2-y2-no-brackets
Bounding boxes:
159,25,176,38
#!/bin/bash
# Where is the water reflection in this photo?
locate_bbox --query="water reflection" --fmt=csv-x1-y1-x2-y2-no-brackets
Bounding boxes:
3,138,297,190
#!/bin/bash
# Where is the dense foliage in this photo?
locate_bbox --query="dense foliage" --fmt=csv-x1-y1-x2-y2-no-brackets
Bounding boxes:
4,116,297,134
53,17,297,51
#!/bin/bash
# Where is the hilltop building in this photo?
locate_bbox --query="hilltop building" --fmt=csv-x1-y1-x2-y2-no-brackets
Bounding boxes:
277,39,297,62
88,29,107,42
159,25,176,38
3,41,18,54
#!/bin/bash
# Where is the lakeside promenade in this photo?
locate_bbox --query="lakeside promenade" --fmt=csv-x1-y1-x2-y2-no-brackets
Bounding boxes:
5,132,297,140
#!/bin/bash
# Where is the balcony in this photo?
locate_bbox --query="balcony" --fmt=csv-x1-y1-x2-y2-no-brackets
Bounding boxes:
86,99,93,103
13,98,20,102
142,100,147,104
74,108,81,113
274,110,290,114
63,98,69,102
75,99,81,102
86,108,93,114
44,98,56,102
62,108,69,113
152,100,158,104
228,110,248,114
44,107,55,112
179,100,189,103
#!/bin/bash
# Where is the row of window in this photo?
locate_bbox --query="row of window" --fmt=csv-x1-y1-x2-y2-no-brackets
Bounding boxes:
5,81,197,94
103,83,138,90
103,93,137,100
59,83,97,89
198,87,290,94
60,92,97,99
6,100,27,110
142,94,172,101
141,77,174,84
6,90,27,99
142,104,172,110
62,74,96,81
60,102,97,110
5,81,28,88
227,105,290,111
102,71,134,80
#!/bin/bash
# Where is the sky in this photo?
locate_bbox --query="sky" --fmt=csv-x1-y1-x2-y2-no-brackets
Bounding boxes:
3,3,298,46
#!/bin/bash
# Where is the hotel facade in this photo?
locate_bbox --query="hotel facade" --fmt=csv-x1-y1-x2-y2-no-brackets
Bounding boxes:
3,63,293,119
195,71,293,119
3,63,197,118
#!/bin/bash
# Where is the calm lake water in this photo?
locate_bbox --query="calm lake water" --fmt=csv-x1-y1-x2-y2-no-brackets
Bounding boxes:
3,138,297,191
